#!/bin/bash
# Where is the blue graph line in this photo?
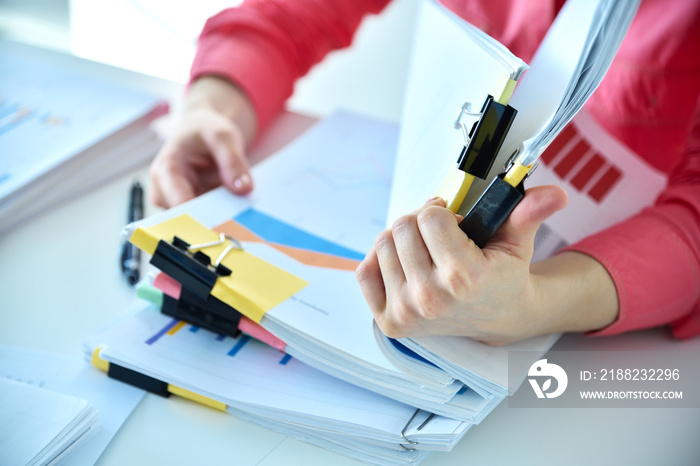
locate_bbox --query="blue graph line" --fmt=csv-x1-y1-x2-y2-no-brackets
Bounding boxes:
279,354,293,365
0,110,35,137
0,102,18,120
145,318,180,345
227,335,251,356
234,208,364,261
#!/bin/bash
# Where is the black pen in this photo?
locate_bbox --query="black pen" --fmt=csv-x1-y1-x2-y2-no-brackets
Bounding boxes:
121,181,144,285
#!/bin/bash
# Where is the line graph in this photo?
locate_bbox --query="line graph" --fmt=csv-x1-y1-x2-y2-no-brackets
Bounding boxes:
216,207,366,272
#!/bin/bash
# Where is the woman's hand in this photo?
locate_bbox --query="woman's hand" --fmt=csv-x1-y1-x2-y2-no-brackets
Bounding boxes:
357,185,616,345
150,76,258,208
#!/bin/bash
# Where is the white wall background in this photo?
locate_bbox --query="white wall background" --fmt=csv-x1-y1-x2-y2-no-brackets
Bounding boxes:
68,0,418,122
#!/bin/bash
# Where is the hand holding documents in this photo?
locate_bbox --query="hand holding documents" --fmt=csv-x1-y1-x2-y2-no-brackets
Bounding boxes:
88,0,673,463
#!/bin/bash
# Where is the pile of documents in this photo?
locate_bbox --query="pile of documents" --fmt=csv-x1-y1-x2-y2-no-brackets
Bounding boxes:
0,41,167,234
85,306,470,464
0,344,145,466
0,377,98,466
86,0,650,464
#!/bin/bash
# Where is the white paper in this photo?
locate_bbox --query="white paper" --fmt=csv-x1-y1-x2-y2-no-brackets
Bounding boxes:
387,0,526,223
0,377,98,466
0,344,145,465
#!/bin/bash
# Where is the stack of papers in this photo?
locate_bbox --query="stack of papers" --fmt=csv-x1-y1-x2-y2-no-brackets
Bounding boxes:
0,377,99,466
85,306,471,465
0,344,145,465
0,41,168,234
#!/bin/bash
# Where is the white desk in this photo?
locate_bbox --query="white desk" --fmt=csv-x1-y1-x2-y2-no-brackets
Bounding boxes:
1,0,698,463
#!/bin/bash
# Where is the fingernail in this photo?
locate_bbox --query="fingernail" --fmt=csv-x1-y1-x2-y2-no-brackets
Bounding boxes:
233,173,251,191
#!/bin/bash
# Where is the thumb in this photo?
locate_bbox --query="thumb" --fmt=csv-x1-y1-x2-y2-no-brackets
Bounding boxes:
490,185,568,259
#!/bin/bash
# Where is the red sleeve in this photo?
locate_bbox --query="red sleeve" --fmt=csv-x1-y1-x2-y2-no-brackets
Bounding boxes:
190,0,390,133
566,101,700,339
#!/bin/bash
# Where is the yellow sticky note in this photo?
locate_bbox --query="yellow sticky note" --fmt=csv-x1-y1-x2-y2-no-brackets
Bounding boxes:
131,214,308,322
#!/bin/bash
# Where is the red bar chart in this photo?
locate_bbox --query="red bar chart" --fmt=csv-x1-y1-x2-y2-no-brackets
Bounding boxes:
540,123,622,203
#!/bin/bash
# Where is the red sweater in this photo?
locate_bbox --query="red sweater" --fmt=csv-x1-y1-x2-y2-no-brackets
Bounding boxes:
191,0,700,339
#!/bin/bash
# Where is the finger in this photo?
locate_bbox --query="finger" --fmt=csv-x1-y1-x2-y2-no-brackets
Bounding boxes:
391,214,433,284
148,176,165,208
416,205,481,270
374,229,406,293
491,184,568,259
356,247,387,317
419,196,447,210
149,145,197,207
403,196,446,216
203,124,254,196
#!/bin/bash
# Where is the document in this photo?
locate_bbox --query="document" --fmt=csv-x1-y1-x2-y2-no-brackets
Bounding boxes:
0,41,167,233
86,305,472,464
0,344,145,465
0,377,98,466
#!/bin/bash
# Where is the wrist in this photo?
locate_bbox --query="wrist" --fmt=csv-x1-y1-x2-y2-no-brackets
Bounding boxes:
530,251,619,335
186,75,257,146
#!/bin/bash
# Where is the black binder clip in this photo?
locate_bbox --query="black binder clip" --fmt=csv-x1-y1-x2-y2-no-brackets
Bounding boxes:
150,235,234,298
161,288,242,339
149,234,244,337
454,95,517,180
459,154,538,248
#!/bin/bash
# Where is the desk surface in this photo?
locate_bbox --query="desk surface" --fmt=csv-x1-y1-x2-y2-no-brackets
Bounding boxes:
1,1,699,463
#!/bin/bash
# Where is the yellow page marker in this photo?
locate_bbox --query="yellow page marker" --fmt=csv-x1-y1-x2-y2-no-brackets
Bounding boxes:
91,347,109,372
91,347,227,412
433,166,474,213
503,160,532,188
497,78,517,105
130,214,308,323
168,385,227,411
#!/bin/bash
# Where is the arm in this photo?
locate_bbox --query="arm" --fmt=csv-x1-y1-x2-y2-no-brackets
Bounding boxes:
565,102,700,339
150,0,391,207
191,0,390,133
